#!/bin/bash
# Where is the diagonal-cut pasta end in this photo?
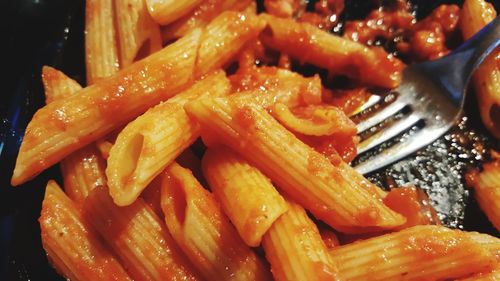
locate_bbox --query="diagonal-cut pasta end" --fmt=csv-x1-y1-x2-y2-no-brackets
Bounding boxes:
160,162,190,232
185,97,407,232
107,128,145,206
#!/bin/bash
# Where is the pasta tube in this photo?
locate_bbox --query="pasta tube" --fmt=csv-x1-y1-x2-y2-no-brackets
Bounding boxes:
13,11,264,185
40,180,132,281
161,162,272,281
84,185,201,281
107,71,231,206
330,225,498,281
115,0,162,67
146,0,203,25
271,104,356,137
96,139,113,159
12,29,200,186
457,270,500,281
460,0,499,138
261,14,404,89
61,146,107,203
42,66,107,203
41,66,82,104
194,11,266,77
262,198,340,281
229,66,323,108
161,0,252,41
185,97,405,233
202,146,288,247
466,158,500,232
85,0,120,84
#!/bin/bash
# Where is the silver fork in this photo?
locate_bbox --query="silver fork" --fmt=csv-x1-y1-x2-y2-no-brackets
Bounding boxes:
354,17,500,175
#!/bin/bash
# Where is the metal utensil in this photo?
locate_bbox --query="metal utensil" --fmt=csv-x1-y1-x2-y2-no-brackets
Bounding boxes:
354,17,500,175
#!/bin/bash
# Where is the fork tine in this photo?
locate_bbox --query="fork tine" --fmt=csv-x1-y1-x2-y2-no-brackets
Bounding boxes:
349,94,381,116
356,99,408,133
357,112,422,154
354,126,446,174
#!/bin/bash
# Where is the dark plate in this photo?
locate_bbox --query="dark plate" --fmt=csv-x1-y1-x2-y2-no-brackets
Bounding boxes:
0,0,498,280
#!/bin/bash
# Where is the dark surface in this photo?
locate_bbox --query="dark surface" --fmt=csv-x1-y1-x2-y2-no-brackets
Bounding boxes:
0,0,498,280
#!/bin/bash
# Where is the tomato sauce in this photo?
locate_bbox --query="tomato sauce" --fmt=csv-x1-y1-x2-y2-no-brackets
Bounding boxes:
384,186,441,229
344,1,460,62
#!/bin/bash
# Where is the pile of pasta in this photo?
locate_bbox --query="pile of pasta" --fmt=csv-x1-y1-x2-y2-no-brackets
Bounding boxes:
10,0,500,280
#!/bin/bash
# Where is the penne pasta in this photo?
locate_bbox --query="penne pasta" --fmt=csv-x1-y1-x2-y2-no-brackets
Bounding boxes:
460,0,499,138
468,231,500,252
466,158,500,232
83,185,202,281
202,146,288,247
229,66,323,109
262,198,340,281
271,103,357,137
194,11,266,77
161,162,272,281
61,146,107,203
161,0,253,41
141,148,204,219
13,11,264,186
41,66,82,104
115,0,162,67
329,225,498,281
260,14,404,89
12,29,200,186
146,0,203,25
458,270,500,281
96,139,113,159
31,3,500,281
107,71,231,206
184,97,405,233
42,66,107,203
85,0,121,84
40,180,132,281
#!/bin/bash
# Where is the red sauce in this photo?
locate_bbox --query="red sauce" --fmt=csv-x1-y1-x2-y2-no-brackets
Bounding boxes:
95,73,134,119
264,0,303,18
234,106,256,130
409,5,460,61
344,0,414,45
298,0,344,31
49,108,70,131
243,205,270,236
300,133,358,164
405,230,467,259
324,87,371,115
307,152,333,175
465,168,480,189
354,47,405,88
355,203,382,225
344,1,460,62
318,226,340,249
384,186,441,229
230,66,280,93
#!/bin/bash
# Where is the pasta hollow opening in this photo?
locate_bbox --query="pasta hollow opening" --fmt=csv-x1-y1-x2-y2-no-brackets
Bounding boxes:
122,133,144,185
171,180,188,225
490,104,500,132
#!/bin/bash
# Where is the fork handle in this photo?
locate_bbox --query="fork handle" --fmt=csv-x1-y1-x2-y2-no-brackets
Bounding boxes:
419,16,500,104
